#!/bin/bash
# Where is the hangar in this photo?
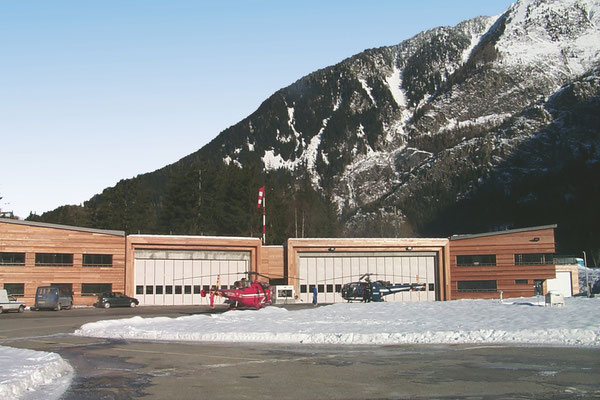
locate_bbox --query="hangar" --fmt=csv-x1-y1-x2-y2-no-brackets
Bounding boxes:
287,238,450,303
0,217,563,306
127,235,261,306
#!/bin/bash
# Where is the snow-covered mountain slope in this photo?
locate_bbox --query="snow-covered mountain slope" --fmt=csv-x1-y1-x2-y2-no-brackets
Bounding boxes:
198,0,599,228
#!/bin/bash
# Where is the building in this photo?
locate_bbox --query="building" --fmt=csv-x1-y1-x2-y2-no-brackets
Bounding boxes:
449,225,557,299
1,217,562,306
0,218,125,306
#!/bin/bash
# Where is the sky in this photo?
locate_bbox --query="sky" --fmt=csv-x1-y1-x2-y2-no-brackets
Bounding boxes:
3,293,599,398
0,0,515,218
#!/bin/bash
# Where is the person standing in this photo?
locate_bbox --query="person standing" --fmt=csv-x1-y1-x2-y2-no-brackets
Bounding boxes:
312,286,318,306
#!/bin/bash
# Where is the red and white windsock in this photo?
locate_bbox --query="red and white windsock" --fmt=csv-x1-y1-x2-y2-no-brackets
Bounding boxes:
258,186,266,244
257,186,265,208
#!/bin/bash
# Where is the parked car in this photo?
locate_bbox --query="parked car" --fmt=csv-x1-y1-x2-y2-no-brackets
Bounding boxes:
33,286,73,311
0,289,26,313
96,292,139,308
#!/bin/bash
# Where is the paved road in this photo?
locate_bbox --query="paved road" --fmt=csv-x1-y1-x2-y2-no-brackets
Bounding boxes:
1,306,599,399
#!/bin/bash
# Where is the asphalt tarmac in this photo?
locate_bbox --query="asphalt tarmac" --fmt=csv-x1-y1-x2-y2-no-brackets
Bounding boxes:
1,306,598,399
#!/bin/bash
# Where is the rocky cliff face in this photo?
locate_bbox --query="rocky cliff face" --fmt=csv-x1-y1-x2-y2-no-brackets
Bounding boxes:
196,0,599,239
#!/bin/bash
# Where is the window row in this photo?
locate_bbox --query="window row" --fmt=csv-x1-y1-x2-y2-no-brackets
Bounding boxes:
136,285,237,296
2,283,113,297
0,252,113,267
299,283,435,294
457,279,534,292
457,253,554,267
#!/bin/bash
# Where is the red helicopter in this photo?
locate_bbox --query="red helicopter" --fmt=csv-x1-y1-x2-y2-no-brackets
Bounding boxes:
201,272,274,309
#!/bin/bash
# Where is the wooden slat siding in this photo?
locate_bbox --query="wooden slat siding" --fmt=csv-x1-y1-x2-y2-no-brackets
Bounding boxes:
286,238,451,300
0,220,126,307
260,246,285,278
126,235,262,297
449,227,557,300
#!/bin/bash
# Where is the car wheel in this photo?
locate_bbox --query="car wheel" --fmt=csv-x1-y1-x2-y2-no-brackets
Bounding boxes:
104,302,111,309
129,301,137,308
18,305,24,313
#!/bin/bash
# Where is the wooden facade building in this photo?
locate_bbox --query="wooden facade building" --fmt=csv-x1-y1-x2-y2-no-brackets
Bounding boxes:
0,218,126,306
449,225,557,299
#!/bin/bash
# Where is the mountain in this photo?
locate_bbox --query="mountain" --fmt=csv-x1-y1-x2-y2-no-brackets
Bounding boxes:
29,0,600,262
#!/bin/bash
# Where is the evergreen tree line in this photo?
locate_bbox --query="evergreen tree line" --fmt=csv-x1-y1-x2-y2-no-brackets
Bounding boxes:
28,159,340,245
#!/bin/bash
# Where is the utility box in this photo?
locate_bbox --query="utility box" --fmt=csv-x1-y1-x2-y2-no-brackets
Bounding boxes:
274,285,296,304
545,291,565,307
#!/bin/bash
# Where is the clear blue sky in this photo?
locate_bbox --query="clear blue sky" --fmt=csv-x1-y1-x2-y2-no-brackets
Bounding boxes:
0,0,514,218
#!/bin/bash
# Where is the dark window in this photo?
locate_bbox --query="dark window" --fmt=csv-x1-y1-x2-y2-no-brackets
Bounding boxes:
202,285,209,292
194,285,201,294
515,253,554,265
82,283,111,296
51,283,73,296
318,284,325,293
155,286,163,295
4,283,24,296
0,252,25,266
184,285,192,294
457,254,496,267
175,285,182,294
308,284,315,293
136,285,143,295
83,254,113,267
146,285,153,295
428,283,435,291
457,280,497,292
165,285,173,294
300,285,307,293
35,253,73,267
326,284,333,293
515,279,529,285
335,284,341,293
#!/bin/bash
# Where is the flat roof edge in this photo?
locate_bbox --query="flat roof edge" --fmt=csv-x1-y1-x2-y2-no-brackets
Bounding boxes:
450,224,558,241
0,218,125,236
128,234,261,241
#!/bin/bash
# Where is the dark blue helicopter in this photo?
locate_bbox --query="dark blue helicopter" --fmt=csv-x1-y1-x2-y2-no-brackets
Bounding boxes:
341,273,426,302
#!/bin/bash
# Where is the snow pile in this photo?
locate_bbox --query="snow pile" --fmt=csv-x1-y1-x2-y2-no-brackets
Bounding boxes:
0,346,73,400
75,297,600,347
579,265,600,293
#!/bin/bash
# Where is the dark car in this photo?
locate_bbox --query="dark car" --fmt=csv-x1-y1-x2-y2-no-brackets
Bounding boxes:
96,292,139,308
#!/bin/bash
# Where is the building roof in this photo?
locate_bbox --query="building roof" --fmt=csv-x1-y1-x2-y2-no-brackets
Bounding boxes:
0,217,125,237
450,224,557,241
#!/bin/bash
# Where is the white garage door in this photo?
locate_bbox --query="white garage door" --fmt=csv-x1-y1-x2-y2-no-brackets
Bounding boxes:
297,252,438,303
134,250,250,306
546,271,573,297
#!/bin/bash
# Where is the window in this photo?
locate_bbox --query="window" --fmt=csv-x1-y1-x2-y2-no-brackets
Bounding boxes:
155,286,163,295
146,285,153,295
326,284,334,293
335,284,341,293
51,283,73,296
515,253,554,265
82,283,111,296
317,284,325,293
175,285,182,294
4,283,24,296
428,283,435,291
457,254,496,266
136,285,143,295
300,285,307,293
194,285,201,294
184,285,192,294
0,252,25,266
35,253,73,267
166,285,173,294
515,279,529,285
83,254,113,267
457,280,497,292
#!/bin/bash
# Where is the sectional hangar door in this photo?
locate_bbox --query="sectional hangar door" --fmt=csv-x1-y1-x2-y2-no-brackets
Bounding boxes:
134,249,250,306
297,252,439,303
